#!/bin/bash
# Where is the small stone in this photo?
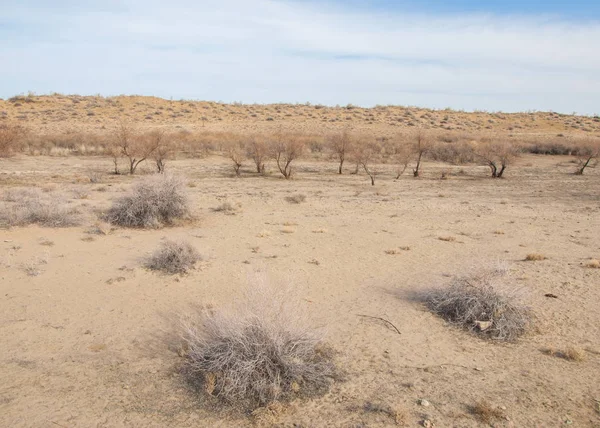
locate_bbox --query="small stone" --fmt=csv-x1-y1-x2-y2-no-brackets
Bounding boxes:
475,320,492,331
418,399,430,407
500,405,507,410
84,330,92,335
421,419,434,427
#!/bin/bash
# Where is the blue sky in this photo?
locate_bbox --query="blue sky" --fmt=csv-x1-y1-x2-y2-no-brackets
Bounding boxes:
1,0,599,114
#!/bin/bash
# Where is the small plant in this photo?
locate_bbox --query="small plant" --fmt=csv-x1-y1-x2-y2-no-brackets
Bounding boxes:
105,174,189,228
469,400,504,424
425,265,531,341
0,188,82,227
525,253,545,261
285,194,306,204
145,240,201,274
542,347,586,362
212,201,237,213
584,259,600,269
179,280,336,409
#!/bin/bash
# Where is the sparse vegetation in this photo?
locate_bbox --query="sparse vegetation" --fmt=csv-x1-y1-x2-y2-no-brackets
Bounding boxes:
145,239,201,274
0,188,82,227
285,194,306,204
469,400,505,424
0,123,27,158
105,174,189,228
425,265,532,341
525,253,546,261
542,346,586,362
180,282,336,409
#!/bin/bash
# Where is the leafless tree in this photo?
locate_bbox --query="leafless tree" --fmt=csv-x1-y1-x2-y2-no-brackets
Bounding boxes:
352,137,381,185
246,135,268,174
574,138,600,175
225,141,246,176
472,139,518,178
270,133,305,179
412,130,432,177
114,121,158,175
148,129,174,173
328,129,353,174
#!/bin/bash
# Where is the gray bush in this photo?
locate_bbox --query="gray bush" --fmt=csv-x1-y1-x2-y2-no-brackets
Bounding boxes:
0,188,82,227
105,174,189,228
145,240,201,274
425,266,531,341
180,281,336,409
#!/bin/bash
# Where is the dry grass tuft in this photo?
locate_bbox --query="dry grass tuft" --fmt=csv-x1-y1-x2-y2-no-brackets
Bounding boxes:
543,347,586,362
438,236,456,242
212,201,238,213
180,279,337,409
0,188,82,227
469,400,504,424
425,265,532,341
285,194,306,204
145,239,201,274
525,253,546,261
105,174,189,228
584,259,600,269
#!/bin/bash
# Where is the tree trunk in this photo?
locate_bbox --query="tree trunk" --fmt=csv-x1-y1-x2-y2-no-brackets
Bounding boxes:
497,164,506,178
413,152,422,177
338,159,344,174
156,159,165,173
576,157,592,175
112,157,120,175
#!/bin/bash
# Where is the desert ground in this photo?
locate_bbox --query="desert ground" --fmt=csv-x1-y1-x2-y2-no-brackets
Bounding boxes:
1,150,599,427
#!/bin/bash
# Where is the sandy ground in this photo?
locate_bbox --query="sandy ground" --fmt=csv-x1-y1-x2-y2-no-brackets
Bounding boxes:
1,154,599,427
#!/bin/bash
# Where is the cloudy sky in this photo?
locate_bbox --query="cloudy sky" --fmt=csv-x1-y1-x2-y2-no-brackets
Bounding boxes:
2,0,599,114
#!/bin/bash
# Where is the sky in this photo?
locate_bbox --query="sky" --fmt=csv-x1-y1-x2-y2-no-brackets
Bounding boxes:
1,0,599,114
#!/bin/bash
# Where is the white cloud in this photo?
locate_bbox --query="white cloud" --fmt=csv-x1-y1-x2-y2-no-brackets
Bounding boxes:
2,0,599,113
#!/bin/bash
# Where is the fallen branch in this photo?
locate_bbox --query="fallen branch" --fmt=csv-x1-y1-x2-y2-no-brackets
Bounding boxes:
357,314,401,335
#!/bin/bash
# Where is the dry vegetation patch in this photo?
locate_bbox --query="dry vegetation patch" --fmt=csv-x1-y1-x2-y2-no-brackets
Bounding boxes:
179,281,337,410
145,240,202,274
425,266,532,341
105,174,189,228
0,187,82,227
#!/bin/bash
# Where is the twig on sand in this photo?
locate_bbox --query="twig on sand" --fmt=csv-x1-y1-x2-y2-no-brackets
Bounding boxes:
357,314,401,335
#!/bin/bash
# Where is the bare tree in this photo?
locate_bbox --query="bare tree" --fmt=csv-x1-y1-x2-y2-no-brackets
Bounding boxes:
352,137,381,185
226,141,246,176
328,130,353,174
574,138,600,175
148,130,174,173
388,134,412,179
114,121,158,175
472,139,518,178
412,131,432,177
246,135,268,174
269,133,305,179
0,123,26,158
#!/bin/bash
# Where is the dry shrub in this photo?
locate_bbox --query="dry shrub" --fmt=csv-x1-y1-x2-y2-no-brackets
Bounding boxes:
180,278,337,409
425,265,531,341
584,259,600,269
525,253,545,261
543,347,586,362
285,194,306,204
145,240,201,274
0,188,81,227
105,174,189,228
212,201,237,213
469,400,504,424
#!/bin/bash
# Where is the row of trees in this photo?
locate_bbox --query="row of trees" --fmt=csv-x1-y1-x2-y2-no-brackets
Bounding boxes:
224,130,527,184
1,122,598,178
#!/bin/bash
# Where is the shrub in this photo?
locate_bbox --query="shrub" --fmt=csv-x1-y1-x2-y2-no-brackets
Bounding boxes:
105,174,189,228
285,194,306,204
0,188,82,227
425,266,531,341
525,253,546,261
180,281,336,409
145,240,201,274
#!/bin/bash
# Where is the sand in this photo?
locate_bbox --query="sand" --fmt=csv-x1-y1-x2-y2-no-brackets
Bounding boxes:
1,154,599,427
